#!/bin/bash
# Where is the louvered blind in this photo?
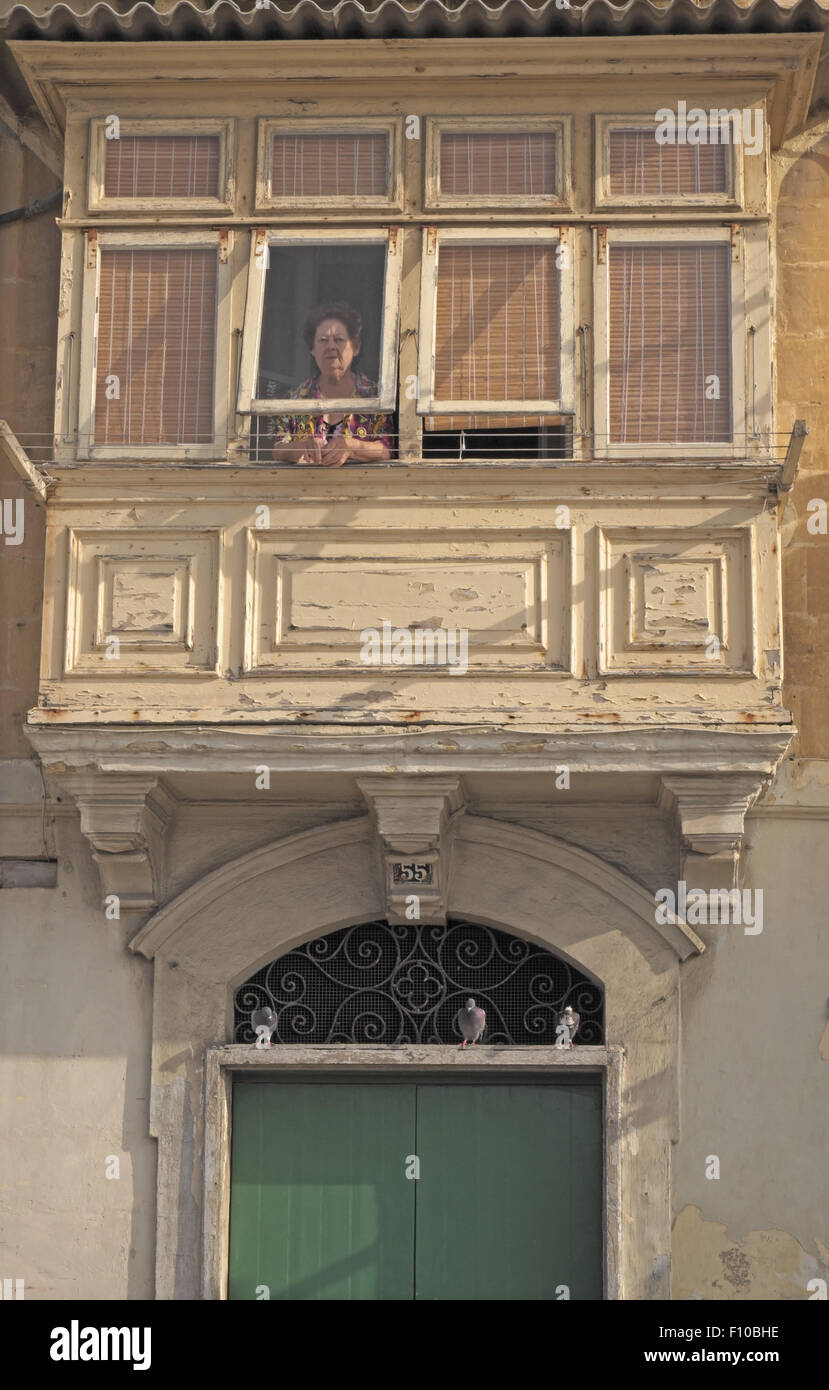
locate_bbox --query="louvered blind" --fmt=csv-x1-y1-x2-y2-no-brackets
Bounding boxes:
431,244,560,431
270,132,388,198
104,135,221,199
609,243,731,444
94,248,217,446
440,131,558,197
609,129,728,197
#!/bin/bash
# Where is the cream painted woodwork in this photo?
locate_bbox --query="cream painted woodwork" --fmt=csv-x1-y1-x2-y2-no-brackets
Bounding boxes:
255,117,404,212
22,34,816,467
592,113,746,211
34,468,783,725
13,35,803,845
87,117,236,213
423,115,573,211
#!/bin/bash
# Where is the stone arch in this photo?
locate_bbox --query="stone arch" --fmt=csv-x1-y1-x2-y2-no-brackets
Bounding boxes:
132,813,695,1300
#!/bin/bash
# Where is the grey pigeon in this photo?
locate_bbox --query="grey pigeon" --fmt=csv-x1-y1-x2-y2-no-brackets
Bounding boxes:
457,997,486,1047
251,1006,277,1048
555,1005,580,1049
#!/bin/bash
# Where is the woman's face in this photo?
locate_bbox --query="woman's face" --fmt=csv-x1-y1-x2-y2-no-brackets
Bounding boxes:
311,318,359,380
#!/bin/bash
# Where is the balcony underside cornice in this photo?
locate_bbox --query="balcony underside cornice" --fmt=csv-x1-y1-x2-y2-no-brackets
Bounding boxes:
26,720,793,777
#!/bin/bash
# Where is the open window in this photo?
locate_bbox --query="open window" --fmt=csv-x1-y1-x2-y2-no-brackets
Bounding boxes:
237,228,402,458
593,226,747,457
424,118,571,210
417,227,575,459
255,119,403,211
78,229,231,459
594,115,741,210
87,118,235,213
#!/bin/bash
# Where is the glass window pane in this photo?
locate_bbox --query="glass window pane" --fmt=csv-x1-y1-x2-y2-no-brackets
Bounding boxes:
609,128,728,197
94,247,217,446
440,132,558,197
609,243,732,444
104,134,221,199
433,244,560,405
270,132,388,199
257,244,386,400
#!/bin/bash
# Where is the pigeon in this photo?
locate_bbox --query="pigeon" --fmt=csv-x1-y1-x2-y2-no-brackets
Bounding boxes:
251,1006,277,1049
457,997,486,1047
555,1005,580,1049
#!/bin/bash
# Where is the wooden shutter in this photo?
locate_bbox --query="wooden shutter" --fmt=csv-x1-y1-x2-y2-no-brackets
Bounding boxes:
94,247,217,446
609,243,731,444
104,135,220,199
609,129,728,197
270,133,388,198
430,243,559,430
440,131,558,197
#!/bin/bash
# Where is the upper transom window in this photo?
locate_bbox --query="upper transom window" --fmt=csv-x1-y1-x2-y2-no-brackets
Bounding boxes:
87,118,234,212
594,115,741,209
256,119,403,210
425,117,570,209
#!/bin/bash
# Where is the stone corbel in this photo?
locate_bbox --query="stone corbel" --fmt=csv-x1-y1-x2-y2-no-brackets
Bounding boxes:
53,772,176,915
356,776,464,925
658,774,769,892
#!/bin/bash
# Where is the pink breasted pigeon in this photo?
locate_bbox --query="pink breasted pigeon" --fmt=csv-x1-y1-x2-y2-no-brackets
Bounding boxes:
457,997,486,1047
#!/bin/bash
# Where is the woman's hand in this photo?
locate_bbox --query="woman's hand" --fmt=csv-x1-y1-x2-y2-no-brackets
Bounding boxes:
320,436,352,468
271,437,322,465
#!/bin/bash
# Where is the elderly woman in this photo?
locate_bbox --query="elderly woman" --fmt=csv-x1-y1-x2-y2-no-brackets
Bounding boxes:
267,301,393,466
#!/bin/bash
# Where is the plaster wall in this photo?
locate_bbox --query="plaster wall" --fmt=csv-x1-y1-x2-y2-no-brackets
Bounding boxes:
672,797,829,1299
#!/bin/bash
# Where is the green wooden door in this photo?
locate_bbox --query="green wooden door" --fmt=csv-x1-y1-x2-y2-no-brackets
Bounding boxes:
228,1082,416,1300
228,1078,602,1301
414,1082,603,1300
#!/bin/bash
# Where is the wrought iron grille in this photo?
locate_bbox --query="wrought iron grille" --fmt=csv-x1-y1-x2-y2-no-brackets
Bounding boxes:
233,919,604,1046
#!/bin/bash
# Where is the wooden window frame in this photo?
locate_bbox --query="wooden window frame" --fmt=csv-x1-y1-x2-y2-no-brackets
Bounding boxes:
593,114,742,212
416,226,576,419
237,226,403,417
87,118,235,213
78,228,232,461
424,116,572,211
593,224,747,461
255,118,404,212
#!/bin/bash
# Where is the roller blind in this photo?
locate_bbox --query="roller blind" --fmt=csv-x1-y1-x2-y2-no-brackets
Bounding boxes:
269,132,388,198
609,129,728,197
609,243,731,444
431,243,560,432
104,134,221,199
440,131,558,197
94,247,217,446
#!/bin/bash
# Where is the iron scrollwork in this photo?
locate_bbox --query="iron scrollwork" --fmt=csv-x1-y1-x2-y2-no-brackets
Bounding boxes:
234,919,604,1047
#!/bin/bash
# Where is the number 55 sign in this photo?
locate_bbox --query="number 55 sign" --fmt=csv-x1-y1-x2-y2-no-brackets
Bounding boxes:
392,862,433,885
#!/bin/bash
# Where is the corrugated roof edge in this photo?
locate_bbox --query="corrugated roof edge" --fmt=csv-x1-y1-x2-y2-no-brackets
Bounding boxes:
2,0,829,43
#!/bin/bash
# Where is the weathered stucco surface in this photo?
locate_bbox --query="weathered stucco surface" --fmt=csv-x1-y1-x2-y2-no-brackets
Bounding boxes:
0,34,827,1302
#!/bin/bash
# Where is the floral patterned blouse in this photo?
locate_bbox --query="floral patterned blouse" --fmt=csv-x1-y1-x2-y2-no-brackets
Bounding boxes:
264,372,393,452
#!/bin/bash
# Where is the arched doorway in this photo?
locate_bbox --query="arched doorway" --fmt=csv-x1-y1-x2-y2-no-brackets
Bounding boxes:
228,918,606,1299
131,813,698,1299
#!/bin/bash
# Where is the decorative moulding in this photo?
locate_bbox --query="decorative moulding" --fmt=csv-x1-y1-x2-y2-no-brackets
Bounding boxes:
356,775,464,925
658,772,769,890
52,771,176,914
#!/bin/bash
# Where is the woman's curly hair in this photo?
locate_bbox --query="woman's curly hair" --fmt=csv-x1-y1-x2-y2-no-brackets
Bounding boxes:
302,301,363,354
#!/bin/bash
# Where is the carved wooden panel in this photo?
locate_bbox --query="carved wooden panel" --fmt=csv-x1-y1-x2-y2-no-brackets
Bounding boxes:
598,527,754,674
64,529,219,675
245,529,572,673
